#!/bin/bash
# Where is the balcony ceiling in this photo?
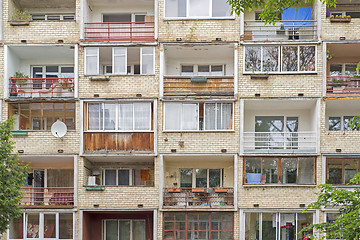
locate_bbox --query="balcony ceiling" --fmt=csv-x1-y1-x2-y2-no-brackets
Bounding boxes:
165,44,234,59
88,0,153,7
84,155,154,163
328,43,360,59
244,99,317,111
163,154,234,163
19,155,74,164
326,99,360,111
15,0,75,9
9,46,74,60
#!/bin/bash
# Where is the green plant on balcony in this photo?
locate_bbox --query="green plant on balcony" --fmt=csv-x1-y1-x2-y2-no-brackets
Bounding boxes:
326,49,333,61
330,78,344,83
11,8,31,21
11,72,29,83
330,14,351,19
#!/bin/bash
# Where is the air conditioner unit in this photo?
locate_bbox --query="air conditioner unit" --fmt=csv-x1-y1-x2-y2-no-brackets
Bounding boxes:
88,176,96,186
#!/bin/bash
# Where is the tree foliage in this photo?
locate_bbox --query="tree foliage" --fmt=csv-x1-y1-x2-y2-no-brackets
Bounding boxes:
227,0,338,23
0,118,28,234
301,173,360,239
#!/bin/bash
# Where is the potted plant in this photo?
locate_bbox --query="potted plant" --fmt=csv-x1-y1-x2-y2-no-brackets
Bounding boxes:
9,72,30,97
330,14,351,23
10,8,31,26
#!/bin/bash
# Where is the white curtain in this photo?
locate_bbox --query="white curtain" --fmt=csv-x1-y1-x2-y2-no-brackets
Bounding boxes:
134,102,151,130
141,47,154,75
182,103,198,130
205,103,216,130
88,103,102,130
119,104,133,130
165,103,181,130
85,48,99,75
104,103,116,130
113,48,127,75
220,103,232,130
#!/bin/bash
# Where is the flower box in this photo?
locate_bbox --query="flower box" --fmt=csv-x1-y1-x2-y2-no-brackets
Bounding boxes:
251,74,269,80
330,18,351,23
9,21,30,26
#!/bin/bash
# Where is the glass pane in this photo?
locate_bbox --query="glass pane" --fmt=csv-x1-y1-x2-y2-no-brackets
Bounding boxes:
118,169,130,185
281,158,297,184
255,116,284,149
104,103,116,130
141,47,154,75
344,159,359,184
211,65,223,76
299,46,315,71
134,102,151,130
105,170,117,185
220,103,232,130
263,46,279,72
27,213,40,238
133,220,146,240
9,216,23,239
344,116,358,131
114,48,126,74
329,117,341,131
255,116,284,132
59,213,73,238
262,213,277,240
327,159,343,184
180,169,193,187
279,214,295,240
119,104,133,130
119,220,130,240
246,158,261,184
205,103,216,130
88,103,102,130
165,0,186,17
245,213,259,240
196,169,207,188
263,158,278,184
44,214,56,238
282,46,298,72
182,104,198,130
105,221,118,240
209,169,221,187
181,65,194,76
298,158,314,184
86,49,98,75
189,0,210,17
198,65,210,76
212,0,232,17
245,47,261,72
297,213,313,239
330,64,342,76
165,103,181,130
345,64,357,76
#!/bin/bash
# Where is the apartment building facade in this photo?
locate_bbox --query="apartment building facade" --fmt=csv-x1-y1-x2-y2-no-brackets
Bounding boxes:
1,0,360,239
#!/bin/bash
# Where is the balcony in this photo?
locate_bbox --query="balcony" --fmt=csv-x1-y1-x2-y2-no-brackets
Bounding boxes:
9,77,74,98
19,187,74,208
84,22,155,42
163,76,234,96
327,76,360,96
163,188,234,208
243,131,317,154
244,20,317,41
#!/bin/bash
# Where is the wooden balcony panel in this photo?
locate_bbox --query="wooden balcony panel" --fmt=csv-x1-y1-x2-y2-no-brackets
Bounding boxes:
163,76,234,96
84,132,154,153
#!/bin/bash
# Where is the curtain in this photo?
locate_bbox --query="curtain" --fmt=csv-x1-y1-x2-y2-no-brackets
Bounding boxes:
47,169,74,187
182,103,198,130
85,48,99,75
221,103,232,130
165,103,181,130
141,47,154,75
113,48,127,75
119,220,131,240
205,103,216,130
88,103,102,130
105,221,118,240
119,104,133,130
104,103,116,130
134,103,151,130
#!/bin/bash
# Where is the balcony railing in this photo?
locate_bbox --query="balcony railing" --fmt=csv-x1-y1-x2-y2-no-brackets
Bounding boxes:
243,20,317,41
19,187,74,207
243,131,317,153
9,77,74,98
327,76,360,95
163,76,234,96
163,188,234,208
84,22,155,42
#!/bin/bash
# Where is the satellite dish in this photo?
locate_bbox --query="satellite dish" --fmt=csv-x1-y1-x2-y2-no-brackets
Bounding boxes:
51,121,67,139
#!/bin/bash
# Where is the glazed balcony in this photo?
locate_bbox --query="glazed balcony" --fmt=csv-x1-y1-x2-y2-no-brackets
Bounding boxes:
9,77,74,98
163,188,234,208
19,187,74,208
84,22,155,42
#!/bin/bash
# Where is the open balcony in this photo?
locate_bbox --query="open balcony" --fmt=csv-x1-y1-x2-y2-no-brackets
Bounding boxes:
5,45,76,99
18,156,75,209
243,4,317,41
326,43,360,96
82,0,155,42
162,155,235,209
242,99,319,154
162,44,235,97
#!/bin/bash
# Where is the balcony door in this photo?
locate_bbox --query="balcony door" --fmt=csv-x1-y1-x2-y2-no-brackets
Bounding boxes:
33,169,45,203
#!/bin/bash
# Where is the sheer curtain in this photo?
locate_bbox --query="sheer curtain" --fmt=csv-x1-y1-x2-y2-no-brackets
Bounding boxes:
220,103,232,130
119,104,133,130
134,103,151,130
165,103,181,130
182,103,198,130
88,103,102,130
205,103,216,130
104,103,116,130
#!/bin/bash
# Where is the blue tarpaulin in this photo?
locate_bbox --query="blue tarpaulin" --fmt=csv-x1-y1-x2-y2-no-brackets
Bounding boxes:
281,7,313,28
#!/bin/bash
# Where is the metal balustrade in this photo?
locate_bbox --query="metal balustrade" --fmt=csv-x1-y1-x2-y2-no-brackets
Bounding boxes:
19,187,74,207
327,76,360,95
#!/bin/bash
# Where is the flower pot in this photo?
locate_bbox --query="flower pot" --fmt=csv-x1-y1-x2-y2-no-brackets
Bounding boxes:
10,21,30,26
330,18,351,23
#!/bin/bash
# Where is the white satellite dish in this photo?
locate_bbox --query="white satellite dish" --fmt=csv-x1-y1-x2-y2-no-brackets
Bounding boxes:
51,121,67,139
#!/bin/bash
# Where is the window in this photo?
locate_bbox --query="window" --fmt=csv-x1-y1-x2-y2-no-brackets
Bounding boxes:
163,212,233,239
328,116,360,131
164,102,233,131
102,168,152,186
181,64,225,76
86,102,152,131
85,47,154,75
245,157,315,185
329,63,359,76
244,45,316,73
9,102,75,131
245,212,313,240
326,158,360,185
164,0,232,18
180,169,223,188
9,213,74,240
103,220,145,240
31,14,75,21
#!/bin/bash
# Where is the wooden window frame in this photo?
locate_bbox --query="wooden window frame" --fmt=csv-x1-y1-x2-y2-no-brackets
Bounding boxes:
326,158,360,185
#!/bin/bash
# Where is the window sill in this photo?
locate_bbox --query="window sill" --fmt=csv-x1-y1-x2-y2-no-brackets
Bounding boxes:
243,72,317,75
163,130,234,133
163,17,235,21
86,74,155,78
243,184,317,187
84,185,154,188
84,130,154,133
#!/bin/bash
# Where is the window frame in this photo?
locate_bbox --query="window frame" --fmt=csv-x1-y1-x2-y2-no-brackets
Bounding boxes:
102,168,133,186
326,158,360,185
102,219,146,240
31,14,75,21
163,102,234,132
244,157,316,185
327,116,360,131
329,63,359,76
164,0,235,20
179,168,223,188
243,45,317,74
180,64,226,76
85,102,153,132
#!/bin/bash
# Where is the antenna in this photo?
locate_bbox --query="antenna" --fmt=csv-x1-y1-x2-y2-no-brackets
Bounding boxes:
51,120,67,140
